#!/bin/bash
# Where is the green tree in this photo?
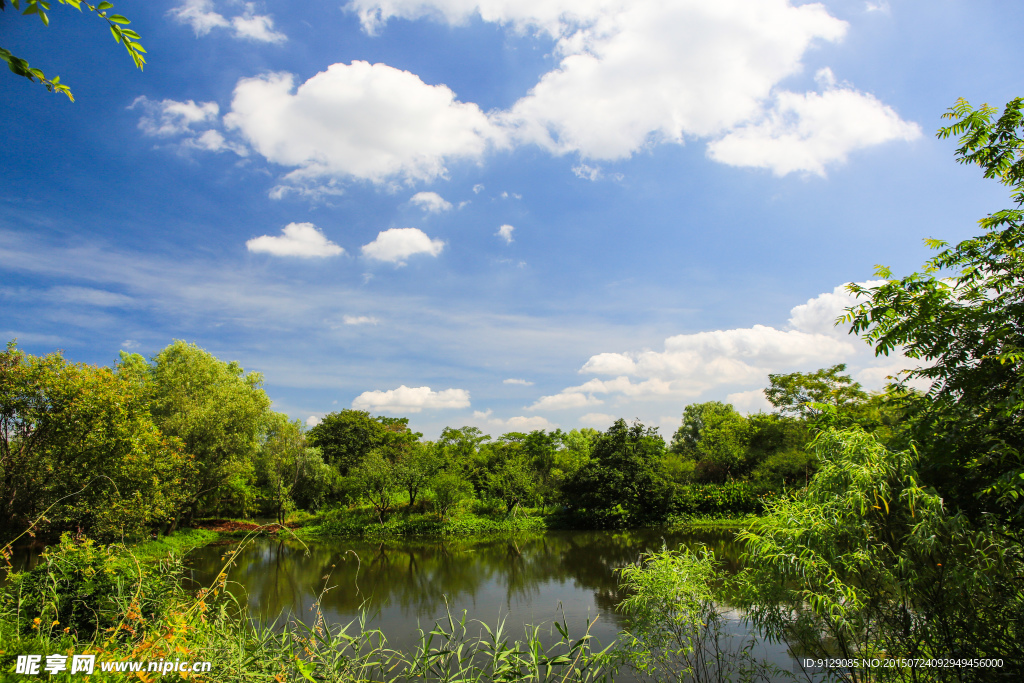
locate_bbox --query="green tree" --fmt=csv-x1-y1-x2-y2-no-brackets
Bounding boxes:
671,402,750,482
739,427,1024,682
1,0,145,101
438,425,491,491
307,410,418,477
486,454,537,515
255,414,335,522
845,97,1024,521
764,364,868,419
393,441,442,509
147,341,271,527
349,449,398,524
1,342,189,540
429,470,472,522
563,419,671,526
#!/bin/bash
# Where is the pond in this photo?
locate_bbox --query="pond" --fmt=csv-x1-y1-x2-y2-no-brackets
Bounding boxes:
183,529,809,678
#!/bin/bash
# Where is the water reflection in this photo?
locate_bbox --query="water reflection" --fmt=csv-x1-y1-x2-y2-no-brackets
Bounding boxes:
183,529,747,653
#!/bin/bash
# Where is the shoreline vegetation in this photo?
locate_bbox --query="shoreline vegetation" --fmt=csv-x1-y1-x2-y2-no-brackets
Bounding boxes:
3,98,1024,680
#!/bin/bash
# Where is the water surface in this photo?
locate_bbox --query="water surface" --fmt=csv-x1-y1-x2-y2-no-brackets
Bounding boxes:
183,528,803,676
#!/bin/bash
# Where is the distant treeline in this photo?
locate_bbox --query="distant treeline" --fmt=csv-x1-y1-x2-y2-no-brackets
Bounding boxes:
1,334,909,540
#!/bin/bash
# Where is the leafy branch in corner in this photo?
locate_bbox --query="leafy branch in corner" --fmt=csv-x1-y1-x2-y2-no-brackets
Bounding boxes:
1,0,145,101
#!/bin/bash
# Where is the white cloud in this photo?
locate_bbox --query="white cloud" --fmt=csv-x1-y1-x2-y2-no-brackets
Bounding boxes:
473,409,555,431
361,227,444,265
579,412,616,428
47,286,136,308
246,222,345,258
170,0,286,42
306,415,322,427
131,97,249,155
410,191,453,212
121,339,140,349
496,224,515,244
726,388,773,414
224,61,505,185
348,0,917,175
231,5,287,43
572,163,602,181
131,97,219,137
527,391,603,411
472,183,485,193
343,315,380,325
580,352,636,375
269,179,345,202
353,385,471,413
535,280,926,412
706,78,922,176
503,378,533,386
169,0,229,35
787,281,884,336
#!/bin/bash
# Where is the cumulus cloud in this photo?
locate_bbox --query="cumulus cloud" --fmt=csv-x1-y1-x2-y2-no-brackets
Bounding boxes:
706,71,922,175
787,280,884,336
170,0,286,43
353,385,470,412
726,388,773,414
410,191,453,212
496,224,515,244
343,315,379,325
473,409,555,431
347,0,918,175
533,280,926,413
306,415,322,427
246,222,345,257
579,412,616,428
528,391,603,411
361,227,445,264
503,378,533,386
223,61,504,185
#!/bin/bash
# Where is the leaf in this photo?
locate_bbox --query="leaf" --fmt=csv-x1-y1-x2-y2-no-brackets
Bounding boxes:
97,1,113,8
107,12,128,23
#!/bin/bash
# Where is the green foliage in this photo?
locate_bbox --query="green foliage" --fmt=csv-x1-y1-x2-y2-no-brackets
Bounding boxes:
1,0,145,101
487,453,538,514
670,402,753,482
738,427,1024,681
307,409,419,477
255,414,336,522
765,364,867,418
617,545,784,682
147,341,271,524
349,449,399,524
671,481,773,517
430,470,473,522
563,419,672,527
0,341,189,540
845,97,1024,521
3,534,180,639
394,442,443,508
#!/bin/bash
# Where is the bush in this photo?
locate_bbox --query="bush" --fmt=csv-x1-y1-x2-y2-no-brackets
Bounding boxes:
3,534,181,639
671,481,773,517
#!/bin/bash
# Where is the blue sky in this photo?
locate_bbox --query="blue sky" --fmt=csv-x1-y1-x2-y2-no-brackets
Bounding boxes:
2,0,1021,438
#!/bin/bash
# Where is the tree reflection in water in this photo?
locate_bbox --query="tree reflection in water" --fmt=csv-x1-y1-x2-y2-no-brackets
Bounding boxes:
184,529,744,652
